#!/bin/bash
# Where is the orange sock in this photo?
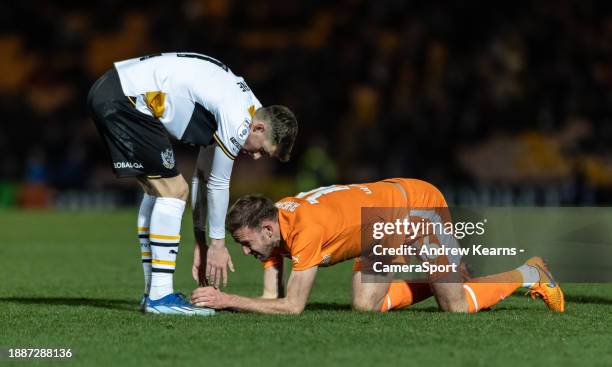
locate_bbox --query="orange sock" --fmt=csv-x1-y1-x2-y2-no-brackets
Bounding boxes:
462,269,523,313
380,281,433,312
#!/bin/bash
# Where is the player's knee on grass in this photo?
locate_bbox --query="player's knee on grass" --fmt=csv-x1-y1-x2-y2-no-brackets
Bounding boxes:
431,282,468,313
352,297,381,312
351,271,391,312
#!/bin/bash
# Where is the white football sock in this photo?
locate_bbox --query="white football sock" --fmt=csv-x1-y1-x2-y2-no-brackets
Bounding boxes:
517,264,540,288
137,193,156,295
149,197,186,300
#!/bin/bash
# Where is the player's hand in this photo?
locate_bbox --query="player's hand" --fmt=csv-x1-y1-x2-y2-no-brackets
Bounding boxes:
206,238,235,288
191,286,228,309
192,242,207,286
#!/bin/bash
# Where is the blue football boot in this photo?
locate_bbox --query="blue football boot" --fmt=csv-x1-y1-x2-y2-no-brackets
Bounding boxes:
145,292,215,316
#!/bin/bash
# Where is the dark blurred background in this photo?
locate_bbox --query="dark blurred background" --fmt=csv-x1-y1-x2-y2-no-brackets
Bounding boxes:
1,0,611,209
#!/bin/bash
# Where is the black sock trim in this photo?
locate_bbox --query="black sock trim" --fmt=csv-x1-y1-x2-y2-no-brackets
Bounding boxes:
152,268,175,273
150,242,179,247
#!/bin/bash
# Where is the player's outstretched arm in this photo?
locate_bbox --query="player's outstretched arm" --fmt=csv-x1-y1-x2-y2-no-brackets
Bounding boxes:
191,146,214,285
261,262,285,299
192,146,214,243
191,266,318,314
205,146,236,287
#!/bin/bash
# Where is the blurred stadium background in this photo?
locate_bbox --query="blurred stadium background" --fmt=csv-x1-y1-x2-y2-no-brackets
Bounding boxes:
1,0,612,210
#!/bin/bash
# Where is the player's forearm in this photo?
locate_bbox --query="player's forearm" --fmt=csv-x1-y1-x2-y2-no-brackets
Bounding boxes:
206,146,233,240
261,265,285,299
194,268,315,313
224,294,303,314
206,184,229,239
191,171,207,245
192,145,216,244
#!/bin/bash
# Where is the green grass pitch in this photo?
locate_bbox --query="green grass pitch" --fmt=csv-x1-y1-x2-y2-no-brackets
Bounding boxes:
1,210,612,367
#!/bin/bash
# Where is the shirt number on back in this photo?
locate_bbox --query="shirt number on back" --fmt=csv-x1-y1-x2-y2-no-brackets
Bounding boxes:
296,185,351,204
137,53,228,72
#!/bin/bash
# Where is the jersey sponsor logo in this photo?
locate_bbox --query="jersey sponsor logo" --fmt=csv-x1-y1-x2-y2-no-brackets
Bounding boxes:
230,137,242,151
237,120,250,141
161,149,176,169
114,161,143,169
291,255,300,264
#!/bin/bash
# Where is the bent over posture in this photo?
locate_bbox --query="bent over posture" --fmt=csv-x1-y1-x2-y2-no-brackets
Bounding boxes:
191,178,564,314
88,52,297,315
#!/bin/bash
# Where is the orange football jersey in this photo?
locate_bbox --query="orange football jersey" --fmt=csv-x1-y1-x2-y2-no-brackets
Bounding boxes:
261,178,448,271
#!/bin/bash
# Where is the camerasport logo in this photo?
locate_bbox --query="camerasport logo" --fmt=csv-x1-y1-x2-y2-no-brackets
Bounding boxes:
114,162,143,169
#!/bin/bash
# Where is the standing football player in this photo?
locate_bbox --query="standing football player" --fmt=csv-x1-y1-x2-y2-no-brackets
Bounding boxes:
87,52,298,316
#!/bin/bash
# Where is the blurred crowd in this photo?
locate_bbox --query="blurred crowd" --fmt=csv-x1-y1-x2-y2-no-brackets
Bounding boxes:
1,0,611,207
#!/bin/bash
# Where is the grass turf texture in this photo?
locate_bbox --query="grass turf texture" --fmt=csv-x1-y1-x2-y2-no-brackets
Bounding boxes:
1,210,612,367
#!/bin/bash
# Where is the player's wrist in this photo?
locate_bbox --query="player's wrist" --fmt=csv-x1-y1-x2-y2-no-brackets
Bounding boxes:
220,292,234,308
209,238,226,248
208,224,226,239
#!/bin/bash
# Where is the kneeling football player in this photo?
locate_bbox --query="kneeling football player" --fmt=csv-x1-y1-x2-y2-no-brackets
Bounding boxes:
190,178,564,314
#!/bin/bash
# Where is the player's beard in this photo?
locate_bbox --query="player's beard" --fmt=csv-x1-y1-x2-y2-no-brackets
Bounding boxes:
254,238,279,261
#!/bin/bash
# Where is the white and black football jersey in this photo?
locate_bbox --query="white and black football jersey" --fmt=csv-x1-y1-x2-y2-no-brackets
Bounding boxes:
114,52,261,160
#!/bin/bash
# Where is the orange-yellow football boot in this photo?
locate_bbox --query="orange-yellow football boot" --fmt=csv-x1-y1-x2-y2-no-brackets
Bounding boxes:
524,257,565,312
